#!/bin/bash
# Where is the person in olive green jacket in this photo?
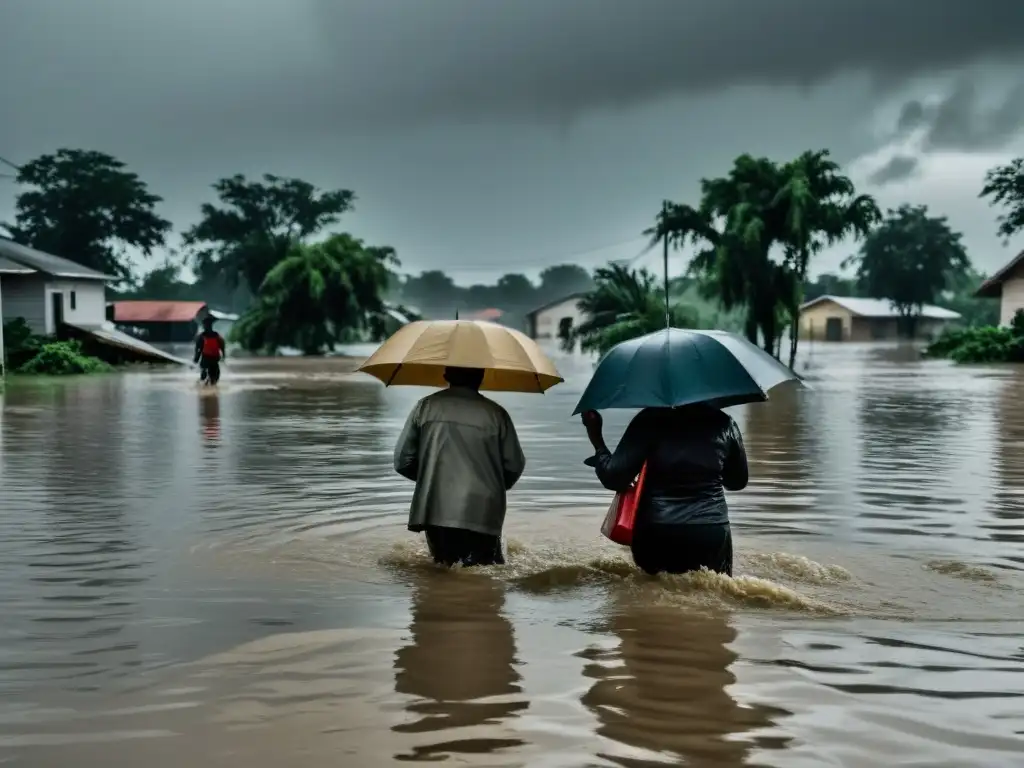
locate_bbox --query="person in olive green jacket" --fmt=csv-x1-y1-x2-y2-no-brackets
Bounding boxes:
394,366,526,567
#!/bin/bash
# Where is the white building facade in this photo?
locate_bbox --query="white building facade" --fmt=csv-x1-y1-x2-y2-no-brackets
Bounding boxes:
524,293,588,341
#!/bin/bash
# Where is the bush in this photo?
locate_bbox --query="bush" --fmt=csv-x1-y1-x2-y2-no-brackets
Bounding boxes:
925,309,1024,363
2,317,47,369
16,340,114,375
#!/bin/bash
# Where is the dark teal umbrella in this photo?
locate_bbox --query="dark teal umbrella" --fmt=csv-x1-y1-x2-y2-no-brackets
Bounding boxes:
572,328,805,414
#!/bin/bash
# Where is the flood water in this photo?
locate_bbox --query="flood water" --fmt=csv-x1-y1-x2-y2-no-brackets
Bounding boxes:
1,343,1023,767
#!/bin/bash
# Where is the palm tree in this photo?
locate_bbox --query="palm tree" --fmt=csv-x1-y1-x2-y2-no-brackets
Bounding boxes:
774,150,880,366
561,263,699,357
233,234,396,354
654,151,878,363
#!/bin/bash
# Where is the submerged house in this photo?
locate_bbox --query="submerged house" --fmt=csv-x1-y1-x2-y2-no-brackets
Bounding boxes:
975,250,1024,326
0,236,111,334
0,237,187,366
799,295,961,341
524,293,587,341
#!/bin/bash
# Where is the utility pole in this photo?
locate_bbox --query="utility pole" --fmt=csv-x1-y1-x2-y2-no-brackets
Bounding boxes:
662,200,670,328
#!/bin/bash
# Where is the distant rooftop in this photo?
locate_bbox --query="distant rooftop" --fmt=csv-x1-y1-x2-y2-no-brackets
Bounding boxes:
111,300,208,323
800,294,961,320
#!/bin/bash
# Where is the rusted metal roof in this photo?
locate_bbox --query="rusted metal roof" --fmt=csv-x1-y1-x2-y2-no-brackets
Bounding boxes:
111,300,207,323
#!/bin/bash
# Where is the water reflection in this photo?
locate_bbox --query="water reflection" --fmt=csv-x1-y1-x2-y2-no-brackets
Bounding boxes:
199,391,221,446
581,597,784,767
738,386,815,536
392,571,526,761
988,375,1024,568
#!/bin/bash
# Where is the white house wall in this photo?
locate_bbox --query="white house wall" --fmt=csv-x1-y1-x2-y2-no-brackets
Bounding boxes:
0,274,47,333
1000,275,1024,326
45,280,107,332
532,298,586,340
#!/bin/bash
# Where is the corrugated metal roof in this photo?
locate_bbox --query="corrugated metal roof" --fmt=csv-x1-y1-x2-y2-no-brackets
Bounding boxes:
0,237,112,280
68,322,189,365
800,295,961,320
111,300,208,323
0,255,36,275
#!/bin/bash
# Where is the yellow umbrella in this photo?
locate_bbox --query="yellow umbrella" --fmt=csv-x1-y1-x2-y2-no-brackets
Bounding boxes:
357,319,563,393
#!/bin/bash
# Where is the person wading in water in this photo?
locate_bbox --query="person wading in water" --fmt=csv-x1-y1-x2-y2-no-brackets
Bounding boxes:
194,315,226,386
393,366,526,567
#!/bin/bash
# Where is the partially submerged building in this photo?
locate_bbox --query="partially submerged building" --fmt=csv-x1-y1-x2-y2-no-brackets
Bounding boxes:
0,237,187,367
975,250,1024,326
799,295,961,341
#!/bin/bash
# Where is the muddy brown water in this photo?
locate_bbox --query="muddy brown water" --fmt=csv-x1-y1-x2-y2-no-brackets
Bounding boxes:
1,343,1023,767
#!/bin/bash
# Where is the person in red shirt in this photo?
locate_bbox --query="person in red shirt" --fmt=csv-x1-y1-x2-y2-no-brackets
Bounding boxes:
194,315,226,385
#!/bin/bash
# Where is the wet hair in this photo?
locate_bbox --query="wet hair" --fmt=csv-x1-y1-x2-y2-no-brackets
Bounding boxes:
202,315,215,329
443,366,485,390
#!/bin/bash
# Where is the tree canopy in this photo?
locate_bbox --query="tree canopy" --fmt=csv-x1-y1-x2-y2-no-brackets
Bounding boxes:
232,234,397,355
4,148,172,285
653,150,878,364
980,157,1024,241
561,263,701,357
844,204,970,336
183,174,355,292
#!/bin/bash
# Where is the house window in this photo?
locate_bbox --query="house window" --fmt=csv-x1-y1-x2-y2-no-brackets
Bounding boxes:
70,291,77,311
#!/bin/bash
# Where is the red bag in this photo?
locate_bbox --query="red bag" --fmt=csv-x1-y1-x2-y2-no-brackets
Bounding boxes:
600,462,647,546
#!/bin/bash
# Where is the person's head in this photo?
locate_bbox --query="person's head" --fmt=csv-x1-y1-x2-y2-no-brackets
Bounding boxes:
443,366,485,390
202,315,216,331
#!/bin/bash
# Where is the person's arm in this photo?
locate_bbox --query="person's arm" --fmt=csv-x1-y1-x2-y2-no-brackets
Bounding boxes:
722,419,749,491
500,412,526,490
193,335,202,364
585,411,651,493
393,402,422,481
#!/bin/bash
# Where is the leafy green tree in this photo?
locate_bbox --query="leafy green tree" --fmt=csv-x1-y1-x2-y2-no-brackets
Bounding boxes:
400,270,460,315
4,148,172,285
941,267,1000,328
774,150,879,365
654,151,877,363
493,273,536,308
183,174,354,292
561,263,699,357
844,205,970,337
537,263,593,302
232,234,395,355
803,272,861,301
980,157,1024,241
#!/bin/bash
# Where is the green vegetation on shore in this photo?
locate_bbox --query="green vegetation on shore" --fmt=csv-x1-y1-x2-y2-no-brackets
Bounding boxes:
1,319,112,376
4,146,1024,361
925,310,1024,364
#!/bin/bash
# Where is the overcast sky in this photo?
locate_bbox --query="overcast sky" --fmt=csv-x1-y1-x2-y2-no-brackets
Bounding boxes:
2,0,1024,284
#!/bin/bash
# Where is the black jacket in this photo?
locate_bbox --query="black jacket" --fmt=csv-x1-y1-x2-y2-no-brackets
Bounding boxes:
587,405,748,526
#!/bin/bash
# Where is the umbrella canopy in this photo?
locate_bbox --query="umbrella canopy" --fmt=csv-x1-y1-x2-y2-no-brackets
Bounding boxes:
573,327,804,414
358,319,564,393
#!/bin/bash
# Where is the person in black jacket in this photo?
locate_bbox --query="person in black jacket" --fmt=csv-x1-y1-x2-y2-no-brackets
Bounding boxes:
581,404,748,576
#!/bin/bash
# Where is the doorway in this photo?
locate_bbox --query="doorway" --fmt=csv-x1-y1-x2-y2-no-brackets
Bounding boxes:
824,317,843,342
51,292,65,335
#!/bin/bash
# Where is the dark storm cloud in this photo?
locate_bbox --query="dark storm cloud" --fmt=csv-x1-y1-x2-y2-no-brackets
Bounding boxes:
867,155,921,186
303,0,1024,124
4,0,1024,135
893,80,1024,152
